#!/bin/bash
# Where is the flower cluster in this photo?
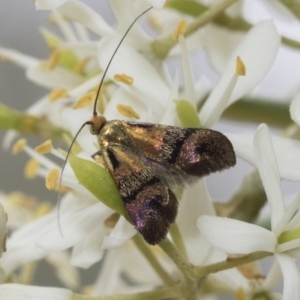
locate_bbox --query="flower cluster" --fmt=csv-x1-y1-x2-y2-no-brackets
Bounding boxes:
1,0,300,299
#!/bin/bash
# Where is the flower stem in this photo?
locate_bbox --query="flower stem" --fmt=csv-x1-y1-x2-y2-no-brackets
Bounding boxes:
132,235,176,286
73,283,185,300
169,222,188,259
193,251,272,278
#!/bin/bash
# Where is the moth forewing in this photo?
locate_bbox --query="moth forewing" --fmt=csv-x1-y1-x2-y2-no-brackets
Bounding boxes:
93,120,236,244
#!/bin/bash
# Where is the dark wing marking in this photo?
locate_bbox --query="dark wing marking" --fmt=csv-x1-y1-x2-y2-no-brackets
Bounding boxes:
122,122,236,178
102,144,178,245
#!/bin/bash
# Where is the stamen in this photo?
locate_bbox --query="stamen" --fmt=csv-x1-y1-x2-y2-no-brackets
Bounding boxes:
35,139,53,154
236,56,246,76
74,57,90,75
24,159,40,179
46,168,60,190
235,287,246,300
48,48,60,70
34,202,52,217
173,20,187,41
73,91,96,109
12,138,27,154
49,88,69,102
114,73,134,85
117,104,140,119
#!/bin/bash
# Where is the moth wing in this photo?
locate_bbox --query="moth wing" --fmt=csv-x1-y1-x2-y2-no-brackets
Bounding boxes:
102,144,178,245
123,122,236,179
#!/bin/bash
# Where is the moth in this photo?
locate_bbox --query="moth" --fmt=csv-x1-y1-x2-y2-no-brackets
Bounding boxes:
62,7,236,245
88,116,236,245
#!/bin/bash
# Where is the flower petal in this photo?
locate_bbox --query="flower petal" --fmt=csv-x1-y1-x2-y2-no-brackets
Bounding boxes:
276,254,300,300
198,215,276,254
200,21,280,127
0,284,72,300
101,216,136,249
253,124,285,230
290,93,300,126
58,0,114,37
146,0,166,9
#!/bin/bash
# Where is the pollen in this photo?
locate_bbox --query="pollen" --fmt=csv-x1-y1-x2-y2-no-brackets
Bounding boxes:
117,104,140,119
49,88,69,102
236,56,246,76
24,159,40,179
114,73,134,85
73,91,96,109
46,168,59,190
12,138,27,154
48,48,60,70
35,139,53,154
74,57,90,75
173,20,187,41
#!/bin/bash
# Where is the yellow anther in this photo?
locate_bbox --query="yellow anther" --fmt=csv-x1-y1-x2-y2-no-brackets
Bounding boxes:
12,138,27,155
35,139,53,154
114,74,134,86
48,48,60,70
235,287,246,300
9,192,36,208
173,20,187,41
0,55,10,62
117,104,140,119
34,202,52,217
49,88,68,102
46,168,59,190
74,57,90,75
236,56,246,76
24,159,40,179
73,91,96,109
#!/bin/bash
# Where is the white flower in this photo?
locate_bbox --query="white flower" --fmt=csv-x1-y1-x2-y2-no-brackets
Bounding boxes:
198,124,300,299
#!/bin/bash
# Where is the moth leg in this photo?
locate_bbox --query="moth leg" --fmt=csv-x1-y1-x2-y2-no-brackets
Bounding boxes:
91,149,102,160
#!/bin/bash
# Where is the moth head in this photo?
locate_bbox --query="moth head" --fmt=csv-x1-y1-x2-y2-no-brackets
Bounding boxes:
89,115,107,136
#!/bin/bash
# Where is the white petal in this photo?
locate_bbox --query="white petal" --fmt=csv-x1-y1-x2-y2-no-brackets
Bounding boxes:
146,0,166,9
177,180,215,264
97,37,169,109
101,216,136,249
253,124,285,230
0,47,38,69
26,65,82,89
46,251,80,289
228,133,300,181
198,215,276,253
0,284,72,300
200,21,280,127
70,225,106,268
35,0,67,10
290,94,300,126
58,0,114,37
276,254,300,300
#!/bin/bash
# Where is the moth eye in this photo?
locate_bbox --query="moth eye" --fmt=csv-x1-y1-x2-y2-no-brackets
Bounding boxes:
89,126,96,135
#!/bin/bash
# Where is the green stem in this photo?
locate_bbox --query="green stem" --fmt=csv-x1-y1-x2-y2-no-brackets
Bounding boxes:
158,238,194,279
73,283,185,300
169,223,188,259
0,103,69,142
152,0,239,59
132,235,176,286
193,251,272,278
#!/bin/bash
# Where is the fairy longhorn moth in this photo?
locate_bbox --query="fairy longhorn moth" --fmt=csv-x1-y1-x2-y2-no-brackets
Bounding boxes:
60,7,236,245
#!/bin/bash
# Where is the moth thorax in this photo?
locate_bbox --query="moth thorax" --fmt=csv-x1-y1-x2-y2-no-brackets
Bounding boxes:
90,115,107,135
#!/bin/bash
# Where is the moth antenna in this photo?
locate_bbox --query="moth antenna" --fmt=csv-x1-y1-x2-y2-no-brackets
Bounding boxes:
57,6,152,236
57,121,92,237
92,6,152,116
